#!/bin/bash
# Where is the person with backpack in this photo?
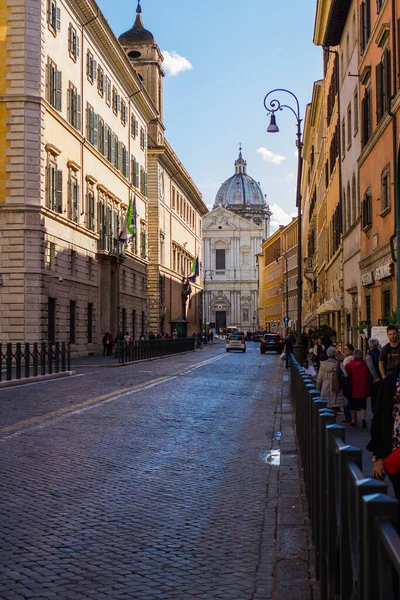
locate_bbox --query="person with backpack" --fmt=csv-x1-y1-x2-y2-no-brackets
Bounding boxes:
365,337,381,413
316,346,345,415
344,349,371,429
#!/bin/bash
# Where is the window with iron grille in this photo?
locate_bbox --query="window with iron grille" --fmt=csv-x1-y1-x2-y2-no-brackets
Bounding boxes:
47,59,62,110
97,66,104,96
121,100,127,126
361,189,372,229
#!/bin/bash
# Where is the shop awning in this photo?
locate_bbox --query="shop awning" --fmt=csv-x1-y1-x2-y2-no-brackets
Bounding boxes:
316,296,342,315
303,312,318,327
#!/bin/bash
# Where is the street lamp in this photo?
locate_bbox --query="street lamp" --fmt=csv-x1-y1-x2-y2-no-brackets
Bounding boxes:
264,88,304,362
274,248,289,334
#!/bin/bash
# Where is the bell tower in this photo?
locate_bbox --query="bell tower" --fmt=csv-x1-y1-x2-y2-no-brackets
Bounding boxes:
119,1,165,146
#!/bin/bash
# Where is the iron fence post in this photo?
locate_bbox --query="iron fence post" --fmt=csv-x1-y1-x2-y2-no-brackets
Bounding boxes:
355,478,388,600
15,343,21,379
24,343,30,379
326,424,345,599
338,444,362,599
318,410,336,594
362,493,399,600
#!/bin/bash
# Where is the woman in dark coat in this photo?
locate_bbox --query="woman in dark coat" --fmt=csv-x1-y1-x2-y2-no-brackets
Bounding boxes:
367,364,400,499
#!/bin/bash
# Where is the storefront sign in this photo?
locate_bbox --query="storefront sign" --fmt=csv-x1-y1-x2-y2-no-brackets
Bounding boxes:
374,262,393,281
361,272,373,286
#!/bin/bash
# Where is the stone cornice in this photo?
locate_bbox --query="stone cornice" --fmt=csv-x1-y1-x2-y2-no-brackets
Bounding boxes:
66,0,158,123
148,142,207,215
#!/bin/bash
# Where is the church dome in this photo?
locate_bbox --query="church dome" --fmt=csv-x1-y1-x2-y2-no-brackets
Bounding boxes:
119,1,154,46
214,150,265,208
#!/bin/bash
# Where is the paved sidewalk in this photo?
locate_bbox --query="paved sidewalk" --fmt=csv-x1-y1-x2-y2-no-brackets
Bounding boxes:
272,370,317,599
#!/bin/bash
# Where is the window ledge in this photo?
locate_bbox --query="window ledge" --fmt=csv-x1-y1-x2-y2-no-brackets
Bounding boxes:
379,206,390,218
362,224,372,233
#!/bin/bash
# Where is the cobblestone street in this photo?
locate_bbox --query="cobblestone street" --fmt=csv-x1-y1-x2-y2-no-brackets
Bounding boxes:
0,344,310,600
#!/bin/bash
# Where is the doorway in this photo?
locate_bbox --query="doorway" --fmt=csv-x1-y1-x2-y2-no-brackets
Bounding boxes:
216,311,227,334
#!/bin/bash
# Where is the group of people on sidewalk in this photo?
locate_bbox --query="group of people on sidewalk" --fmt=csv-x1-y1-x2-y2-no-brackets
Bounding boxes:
297,324,400,499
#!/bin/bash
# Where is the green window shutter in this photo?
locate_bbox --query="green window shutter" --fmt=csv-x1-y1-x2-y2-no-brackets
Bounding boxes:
76,94,81,130
135,161,140,188
55,70,62,111
118,141,122,171
110,133,116,165
56,6,61,31
93,113,98,147
48,164,55,209
135,119,139,137
131,158,135,185
104,124,109,158
124,148,129,179
56,169,63,213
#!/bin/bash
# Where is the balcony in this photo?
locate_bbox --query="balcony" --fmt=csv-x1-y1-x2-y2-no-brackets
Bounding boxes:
97,235,126,259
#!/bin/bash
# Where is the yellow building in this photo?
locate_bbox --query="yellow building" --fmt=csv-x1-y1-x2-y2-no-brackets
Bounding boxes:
260,218,298,336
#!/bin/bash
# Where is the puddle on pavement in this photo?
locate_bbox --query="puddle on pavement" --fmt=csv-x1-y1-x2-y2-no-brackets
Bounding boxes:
261,449,281,466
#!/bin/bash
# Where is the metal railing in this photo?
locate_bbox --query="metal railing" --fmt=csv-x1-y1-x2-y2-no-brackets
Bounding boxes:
0,342,71,382
116,338,196,364
290,355,400,599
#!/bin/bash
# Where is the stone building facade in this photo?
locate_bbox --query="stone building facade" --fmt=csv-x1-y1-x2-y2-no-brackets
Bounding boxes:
0,0,205,351
202,151,271,334
119,6,207,338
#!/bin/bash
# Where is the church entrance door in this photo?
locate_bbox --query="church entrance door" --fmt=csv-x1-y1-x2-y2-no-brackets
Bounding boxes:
216,311,227,334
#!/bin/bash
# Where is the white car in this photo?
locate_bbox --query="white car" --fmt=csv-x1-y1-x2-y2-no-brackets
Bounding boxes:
226,334,246,353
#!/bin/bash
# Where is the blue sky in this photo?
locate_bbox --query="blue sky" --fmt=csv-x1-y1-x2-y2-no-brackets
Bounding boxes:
97,0,322,231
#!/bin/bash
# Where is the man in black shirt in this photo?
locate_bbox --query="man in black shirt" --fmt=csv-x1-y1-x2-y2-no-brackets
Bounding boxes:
379,324,400,379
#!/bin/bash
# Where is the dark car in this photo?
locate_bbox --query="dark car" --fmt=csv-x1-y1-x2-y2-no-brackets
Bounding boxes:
260,333,283,354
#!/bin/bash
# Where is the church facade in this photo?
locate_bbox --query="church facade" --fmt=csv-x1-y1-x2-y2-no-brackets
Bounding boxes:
202,152,271,334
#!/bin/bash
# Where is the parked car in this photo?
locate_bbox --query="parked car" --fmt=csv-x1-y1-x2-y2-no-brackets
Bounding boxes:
226,334,246,353
260,333,283,354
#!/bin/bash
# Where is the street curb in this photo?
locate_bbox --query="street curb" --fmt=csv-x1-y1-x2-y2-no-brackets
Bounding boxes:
0,371,76,390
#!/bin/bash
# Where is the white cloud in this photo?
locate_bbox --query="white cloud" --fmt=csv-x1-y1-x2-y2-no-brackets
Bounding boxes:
162,50,193,77
269,203,297,233
257,147,286,165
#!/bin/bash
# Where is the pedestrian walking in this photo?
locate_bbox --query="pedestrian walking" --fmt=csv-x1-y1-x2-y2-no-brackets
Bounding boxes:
102,332,108,356
283,332,294,369
365,337,381,413
379,323,400,380
341,343,354,423
316,346,345,414
367,363,400,500
344,349,371,429
106,334,114,356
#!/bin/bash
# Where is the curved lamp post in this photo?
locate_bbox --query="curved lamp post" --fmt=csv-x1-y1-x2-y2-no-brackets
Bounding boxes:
264,88,304,361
